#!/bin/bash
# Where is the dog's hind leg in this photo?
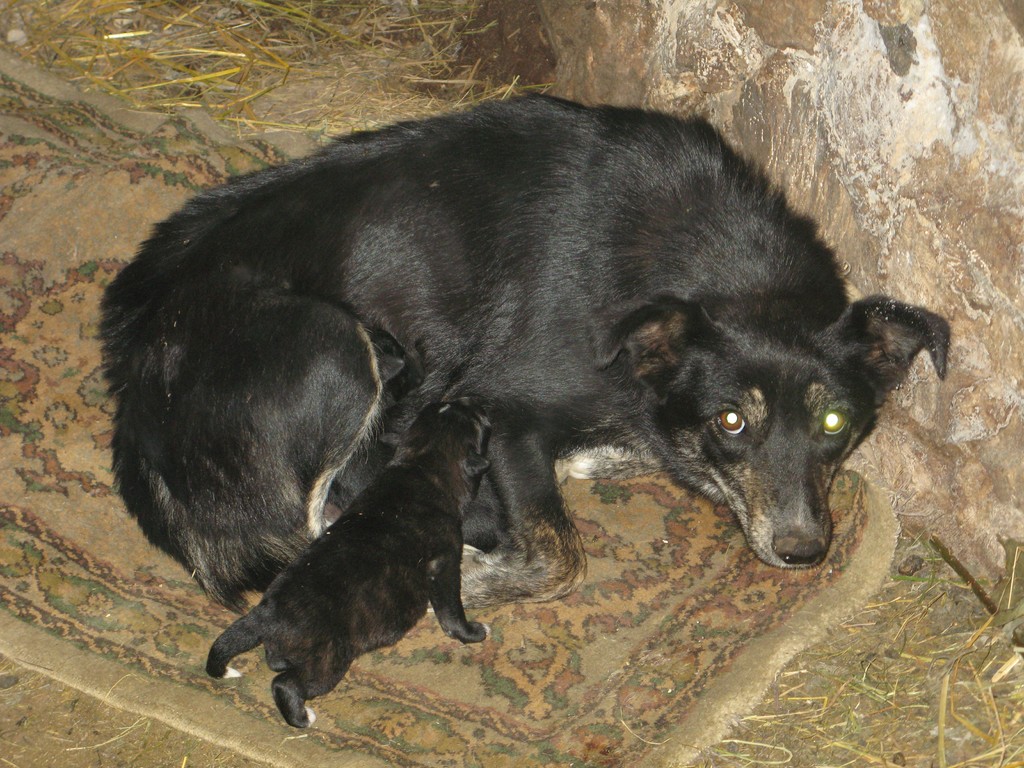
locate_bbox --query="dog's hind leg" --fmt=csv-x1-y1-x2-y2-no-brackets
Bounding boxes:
206,610,264,678
303,326,418,534
107,287,390,609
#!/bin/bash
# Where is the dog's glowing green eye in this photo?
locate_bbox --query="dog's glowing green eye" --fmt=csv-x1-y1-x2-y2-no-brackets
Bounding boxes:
717,409,745,435
823,411,847,435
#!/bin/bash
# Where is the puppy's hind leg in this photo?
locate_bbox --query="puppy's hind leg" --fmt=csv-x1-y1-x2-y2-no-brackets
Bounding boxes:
427,555,487,643
270,657,353,728
271,670,316,728
206,610,263,679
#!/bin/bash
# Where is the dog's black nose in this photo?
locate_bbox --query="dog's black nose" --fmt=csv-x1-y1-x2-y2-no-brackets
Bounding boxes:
773,535,827,566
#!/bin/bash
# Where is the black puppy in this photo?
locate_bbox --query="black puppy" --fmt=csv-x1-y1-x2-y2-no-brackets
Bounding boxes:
206,400,490,728
102,95,950,609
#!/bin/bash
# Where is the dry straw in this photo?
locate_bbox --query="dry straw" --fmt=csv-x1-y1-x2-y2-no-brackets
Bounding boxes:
706,541,1024,767
2,0,527,135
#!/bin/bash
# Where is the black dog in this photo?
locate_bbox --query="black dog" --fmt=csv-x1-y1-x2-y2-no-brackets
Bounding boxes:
101,95,950,608
205,400,490,728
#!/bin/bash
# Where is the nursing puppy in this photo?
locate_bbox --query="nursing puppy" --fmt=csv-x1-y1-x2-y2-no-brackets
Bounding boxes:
205,400,490,728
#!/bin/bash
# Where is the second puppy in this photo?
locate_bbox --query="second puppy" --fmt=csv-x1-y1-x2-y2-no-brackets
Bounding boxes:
206,399,491,728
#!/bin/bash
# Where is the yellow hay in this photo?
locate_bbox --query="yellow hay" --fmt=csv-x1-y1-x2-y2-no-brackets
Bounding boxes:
2,0,530,135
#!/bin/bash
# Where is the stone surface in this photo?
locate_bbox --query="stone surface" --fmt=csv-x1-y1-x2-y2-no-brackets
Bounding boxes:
535,0,658,105
735,0,827,51
538,0,1024,578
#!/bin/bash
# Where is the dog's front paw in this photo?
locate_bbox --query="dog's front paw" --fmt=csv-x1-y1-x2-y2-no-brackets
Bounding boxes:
454,620,488,644
460,534,586,607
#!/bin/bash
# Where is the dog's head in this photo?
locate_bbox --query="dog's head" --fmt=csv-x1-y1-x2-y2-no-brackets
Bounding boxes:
599,294,950,568
396,398,492,496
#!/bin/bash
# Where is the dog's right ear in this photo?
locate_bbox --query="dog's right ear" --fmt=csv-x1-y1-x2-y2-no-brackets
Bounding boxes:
597,297,705,397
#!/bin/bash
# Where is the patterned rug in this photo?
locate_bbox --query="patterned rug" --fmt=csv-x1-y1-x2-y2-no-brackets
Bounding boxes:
0,48,898,767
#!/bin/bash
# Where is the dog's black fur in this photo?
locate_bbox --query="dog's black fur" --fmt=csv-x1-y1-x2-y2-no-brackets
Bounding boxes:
205,400,490,728
98,265,423,608
101,95,950,608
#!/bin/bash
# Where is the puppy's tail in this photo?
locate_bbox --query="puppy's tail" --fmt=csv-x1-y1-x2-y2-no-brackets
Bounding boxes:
206,609,263,678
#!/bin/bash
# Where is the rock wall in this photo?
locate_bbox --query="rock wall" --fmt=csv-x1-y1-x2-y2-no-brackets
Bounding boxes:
537,0,1024,578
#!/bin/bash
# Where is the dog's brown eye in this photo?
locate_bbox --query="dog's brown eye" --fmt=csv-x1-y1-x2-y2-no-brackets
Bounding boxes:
822,410,847,435
717,409,745,435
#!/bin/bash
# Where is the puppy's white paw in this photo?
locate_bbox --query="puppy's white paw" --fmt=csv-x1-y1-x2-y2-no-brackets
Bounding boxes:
222,667,243,679
305,707,317,726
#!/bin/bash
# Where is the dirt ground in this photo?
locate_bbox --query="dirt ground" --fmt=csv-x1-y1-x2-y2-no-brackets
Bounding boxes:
0,655,253,768
1,1,1021,766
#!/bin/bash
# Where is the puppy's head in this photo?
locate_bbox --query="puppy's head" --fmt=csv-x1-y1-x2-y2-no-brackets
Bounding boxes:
600,294,949,568
396,399,491,494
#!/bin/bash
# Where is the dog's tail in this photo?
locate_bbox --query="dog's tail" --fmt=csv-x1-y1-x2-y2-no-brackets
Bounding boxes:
206,609,264,679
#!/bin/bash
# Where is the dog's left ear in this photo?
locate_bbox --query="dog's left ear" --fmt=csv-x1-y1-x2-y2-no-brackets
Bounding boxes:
831,295,950,401
597,297,705,397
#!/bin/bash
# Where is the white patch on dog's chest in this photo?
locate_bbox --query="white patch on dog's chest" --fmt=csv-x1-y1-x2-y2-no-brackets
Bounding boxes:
554,446,658,482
